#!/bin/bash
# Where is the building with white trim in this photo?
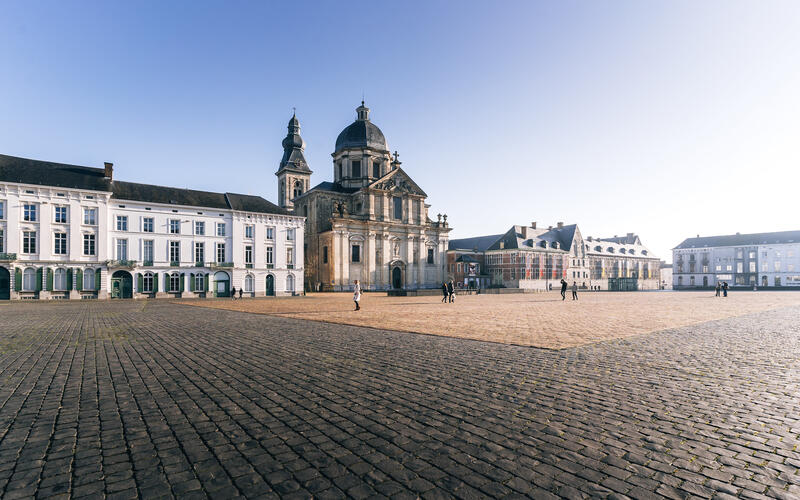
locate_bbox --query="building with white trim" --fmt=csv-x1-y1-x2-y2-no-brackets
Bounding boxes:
0,154,304,300
673,230,800,289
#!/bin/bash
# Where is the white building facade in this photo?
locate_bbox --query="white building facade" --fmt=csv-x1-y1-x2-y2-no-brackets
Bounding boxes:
673,231,800,289
0,154,304,300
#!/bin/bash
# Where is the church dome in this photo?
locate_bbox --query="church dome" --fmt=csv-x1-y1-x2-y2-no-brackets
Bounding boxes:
334,102,389,153
282,113,305,150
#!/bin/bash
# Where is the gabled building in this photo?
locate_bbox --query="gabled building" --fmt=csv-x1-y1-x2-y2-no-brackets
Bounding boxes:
0,154,304,300
285,103,451,291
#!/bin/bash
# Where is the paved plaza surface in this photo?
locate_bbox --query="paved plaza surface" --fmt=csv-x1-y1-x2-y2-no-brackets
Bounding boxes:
181,291,800,349
0,300,799,499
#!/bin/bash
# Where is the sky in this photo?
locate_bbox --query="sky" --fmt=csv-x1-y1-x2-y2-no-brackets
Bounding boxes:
1,1,799,262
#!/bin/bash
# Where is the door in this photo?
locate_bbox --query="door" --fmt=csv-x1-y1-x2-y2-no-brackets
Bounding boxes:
213,272,230,297
702,276,708,287
111,279,121,298
0,267,10,300
392,267,402,289
266,275,274,296
762,275,768,287
111,271,133,298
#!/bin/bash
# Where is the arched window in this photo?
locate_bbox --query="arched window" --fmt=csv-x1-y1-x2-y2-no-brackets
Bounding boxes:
286,274,295,292
142,272,154,293
244,274,254,293
293,180,303,199
169,272,181,292
84,268,95,290
23,267,36,291
54,268,67,290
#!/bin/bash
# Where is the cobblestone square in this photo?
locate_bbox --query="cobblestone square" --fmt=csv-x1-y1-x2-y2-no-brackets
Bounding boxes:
1,299,799,499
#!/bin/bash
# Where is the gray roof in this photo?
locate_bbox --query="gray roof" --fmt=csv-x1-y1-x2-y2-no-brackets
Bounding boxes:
600,233,641,245
448,234,503,252
335,104,389,153
0,153,290,215
303,181,360,195
0,154,111,192
487,224,578,253
674,230,800,249
277,114,311,174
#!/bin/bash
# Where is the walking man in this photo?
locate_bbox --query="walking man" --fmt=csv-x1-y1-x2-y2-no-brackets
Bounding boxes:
723,281,728,297
571,281,578,300
447,280,455,303
441,282,449,303
353,280,362,311
560,279,567,300
230,286,236,299
238,287,243,299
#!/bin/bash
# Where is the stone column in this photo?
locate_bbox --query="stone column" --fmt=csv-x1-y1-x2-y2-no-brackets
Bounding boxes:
364,232,373,289
69,266,80,300
368,193,375,219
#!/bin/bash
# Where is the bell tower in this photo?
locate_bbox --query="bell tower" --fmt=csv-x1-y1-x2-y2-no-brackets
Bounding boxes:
276,111,312,209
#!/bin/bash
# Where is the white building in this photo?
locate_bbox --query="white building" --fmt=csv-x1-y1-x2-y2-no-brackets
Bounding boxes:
0,154,304,300
673,230,800,289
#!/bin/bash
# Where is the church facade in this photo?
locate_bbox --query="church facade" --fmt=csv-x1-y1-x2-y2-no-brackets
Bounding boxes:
277,103,451,292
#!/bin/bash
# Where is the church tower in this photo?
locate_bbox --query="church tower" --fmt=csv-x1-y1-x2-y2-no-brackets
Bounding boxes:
276,112,312,209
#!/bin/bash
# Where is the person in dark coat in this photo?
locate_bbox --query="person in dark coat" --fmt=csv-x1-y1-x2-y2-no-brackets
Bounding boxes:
230,286,236,299
447,280,455,303
560,279,567,300
441,283,448,303
238,288,243,299
723,282,728,297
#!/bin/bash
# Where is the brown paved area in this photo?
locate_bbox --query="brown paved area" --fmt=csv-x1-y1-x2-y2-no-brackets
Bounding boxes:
179,291,800,348
1,300,800,499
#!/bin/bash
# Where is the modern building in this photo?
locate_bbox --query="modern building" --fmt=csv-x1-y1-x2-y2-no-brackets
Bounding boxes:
0,154,304,300
286,103,451,292
448,223,660,291
673,230,800,289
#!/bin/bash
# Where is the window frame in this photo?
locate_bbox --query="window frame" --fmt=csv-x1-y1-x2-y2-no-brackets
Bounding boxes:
194,242,204,265
54,232,68,255
54,206,68,224
216,243,225,263
22,231,37,254
169,272,181,292
195,221,205,235
142,217,154,233
169,241,180,265
142,272,154,293
216,223,226,237
83,234,96,256
116,215,128,231
83,207,97,225
23,203,37,222
169,219,181,235
53,268,67,291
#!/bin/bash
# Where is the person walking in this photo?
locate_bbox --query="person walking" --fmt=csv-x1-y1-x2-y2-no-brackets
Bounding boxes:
560,279,567,300
715,282,721,297
723,281,728,297
238,287,243,299
447,280,455,303
353,280,362,311
230,286,236,300
441,282,449,303
571,281,578,300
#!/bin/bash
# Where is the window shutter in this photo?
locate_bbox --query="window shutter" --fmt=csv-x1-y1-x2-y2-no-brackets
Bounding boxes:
95,268,101,291
164,273,169,292
137,273,143,293
66,269,73,290
204,273,209,292
37,268,43,291
76,269,83,291
46,268,53,291
153,273,159,292
14,268,21,292
189,273,195,292
180,273,185,292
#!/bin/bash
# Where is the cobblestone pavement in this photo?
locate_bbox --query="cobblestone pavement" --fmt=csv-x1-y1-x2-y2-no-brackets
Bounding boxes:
1,301,799,499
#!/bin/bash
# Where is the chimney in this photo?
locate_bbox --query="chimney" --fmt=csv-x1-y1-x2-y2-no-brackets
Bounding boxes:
587,236,592,241
557,221,564,229
531,221,537,230
520,226,528,239
104,162,114,180
627,232,633,238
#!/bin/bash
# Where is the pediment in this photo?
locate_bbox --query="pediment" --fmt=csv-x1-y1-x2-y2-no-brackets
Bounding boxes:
367,167,427,197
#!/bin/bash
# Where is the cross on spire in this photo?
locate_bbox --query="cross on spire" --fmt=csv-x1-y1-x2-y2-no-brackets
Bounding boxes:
393,151,400,162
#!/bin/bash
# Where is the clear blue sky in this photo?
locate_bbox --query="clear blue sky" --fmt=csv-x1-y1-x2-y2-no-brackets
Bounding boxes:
2,1,799,262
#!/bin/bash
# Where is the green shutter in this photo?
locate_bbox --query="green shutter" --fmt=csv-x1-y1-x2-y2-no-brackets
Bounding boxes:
137,273,143,293
179,273,185,292
76,269,83,291
204,273,209,292
164,273,169,292
95,268,101,291
46,268,53,291
66,269,73,290
36,268,43,291
189,273,195,292
14,268,21,292
153,273,159,293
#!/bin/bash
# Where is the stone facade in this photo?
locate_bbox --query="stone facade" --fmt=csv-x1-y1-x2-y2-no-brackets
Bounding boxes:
282,103,451,292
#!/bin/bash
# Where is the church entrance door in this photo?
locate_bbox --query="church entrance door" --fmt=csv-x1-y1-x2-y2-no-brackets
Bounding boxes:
392,267,403,289
0,267,10,300
266,275,274,296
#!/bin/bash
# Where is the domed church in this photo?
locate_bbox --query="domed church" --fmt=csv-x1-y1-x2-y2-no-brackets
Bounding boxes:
276,102,452,292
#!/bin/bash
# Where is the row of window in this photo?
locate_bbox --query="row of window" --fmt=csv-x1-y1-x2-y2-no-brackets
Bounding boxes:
11,231,97,255
138,272,295,293
337,160,384,179
16,267,97,292
342,244,435,264
113,216,294,241
1,203,98,224
114,241,293,267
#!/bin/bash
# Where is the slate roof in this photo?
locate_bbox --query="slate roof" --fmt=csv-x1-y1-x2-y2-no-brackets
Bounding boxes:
673,230,800,249
335,120,388,153
601,233,642,245
303,181,360,196
0,154,111,192
448,234,503,252
487,224,579,253
225,193,291,215
584,236,655,258
0,153,291,215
